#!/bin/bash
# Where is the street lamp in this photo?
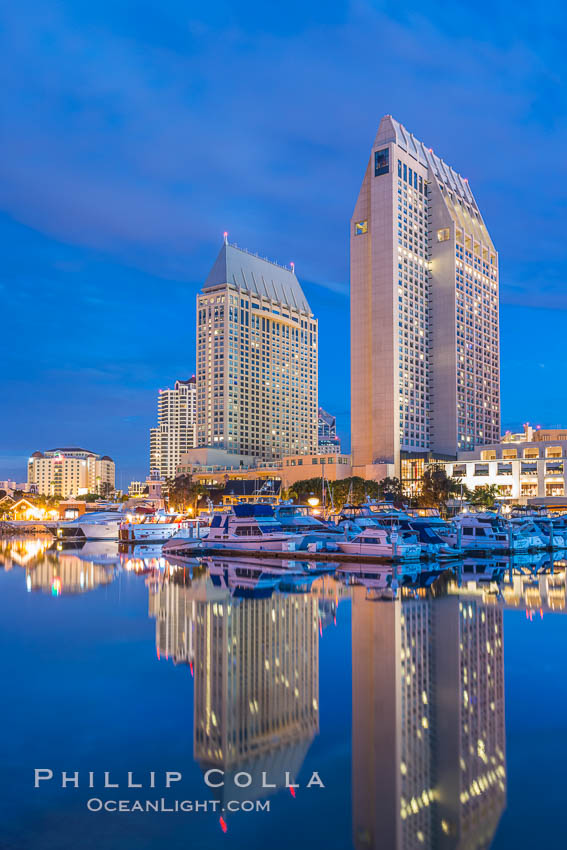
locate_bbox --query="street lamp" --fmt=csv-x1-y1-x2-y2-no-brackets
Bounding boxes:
307,494,320,508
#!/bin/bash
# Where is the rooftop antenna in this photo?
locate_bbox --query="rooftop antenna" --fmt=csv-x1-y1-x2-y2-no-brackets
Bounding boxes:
290,261,295,274
223,231,228,245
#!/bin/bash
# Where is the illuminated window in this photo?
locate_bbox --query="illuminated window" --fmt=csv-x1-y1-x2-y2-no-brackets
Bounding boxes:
546,446,562,458
437,227,450,242
355,220,368,236
374,147,389,176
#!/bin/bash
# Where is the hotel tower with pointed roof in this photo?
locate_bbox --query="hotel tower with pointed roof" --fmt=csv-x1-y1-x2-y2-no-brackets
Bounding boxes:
351,115,500,485
196,237,318,461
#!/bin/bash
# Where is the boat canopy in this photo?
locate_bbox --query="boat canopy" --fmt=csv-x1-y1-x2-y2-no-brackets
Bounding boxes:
233,504,275,518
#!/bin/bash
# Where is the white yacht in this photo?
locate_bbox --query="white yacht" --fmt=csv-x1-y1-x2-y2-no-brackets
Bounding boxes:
509,518,550,550
439,514,530,553
274,504,344,544
56,509,125,542
337,527,421,560
206,504,303,552
119,512,196,544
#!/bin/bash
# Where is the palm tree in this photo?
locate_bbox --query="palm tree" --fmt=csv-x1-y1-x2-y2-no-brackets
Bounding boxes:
419,466,462,511
469,484,500,510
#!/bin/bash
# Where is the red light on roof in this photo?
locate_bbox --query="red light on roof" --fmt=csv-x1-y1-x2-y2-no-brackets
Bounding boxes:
289,786,296,798
219,816,228,833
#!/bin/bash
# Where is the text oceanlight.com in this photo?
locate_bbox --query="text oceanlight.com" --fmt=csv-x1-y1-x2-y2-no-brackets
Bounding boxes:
86,798,270,813
33,769,325,813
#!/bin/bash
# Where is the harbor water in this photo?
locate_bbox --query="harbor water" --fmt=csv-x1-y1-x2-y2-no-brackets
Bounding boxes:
1,536,566,849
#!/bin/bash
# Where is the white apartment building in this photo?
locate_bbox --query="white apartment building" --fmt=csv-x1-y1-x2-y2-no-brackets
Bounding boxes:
149,377,197,479
351,115,500,480
445,434,567,504
27,448,115,497
196,238,318,462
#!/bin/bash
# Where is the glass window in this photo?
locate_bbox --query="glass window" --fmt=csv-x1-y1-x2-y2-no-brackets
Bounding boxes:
355,220,368,236
437,228,450,243
375,148,389,176
546,446,562,458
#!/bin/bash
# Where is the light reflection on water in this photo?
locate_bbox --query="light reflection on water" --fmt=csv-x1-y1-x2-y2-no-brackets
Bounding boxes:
0,536,566,849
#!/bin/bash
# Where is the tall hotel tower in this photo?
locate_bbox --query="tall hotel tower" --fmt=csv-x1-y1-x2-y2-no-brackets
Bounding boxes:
197,238,318,461
351,115,500,481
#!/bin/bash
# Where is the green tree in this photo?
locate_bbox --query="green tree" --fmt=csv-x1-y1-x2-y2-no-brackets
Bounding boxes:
166,475,207,513
469,484,500,510
287,476,385,511
376,476,404,506
419,466,462,511
98,481,114,499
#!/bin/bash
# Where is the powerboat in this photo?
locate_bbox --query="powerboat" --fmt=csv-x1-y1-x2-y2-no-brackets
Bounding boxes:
508,518,549,550
56,509,125,542
119,512,198,544
337,527,421,560
439,514,529,553
274,504,343,545
206,504,304,552
334,504,389,531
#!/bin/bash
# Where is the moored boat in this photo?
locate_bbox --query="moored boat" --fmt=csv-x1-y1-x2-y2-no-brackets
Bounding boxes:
56,509,125,542
337,527,421,560
205,504,303,552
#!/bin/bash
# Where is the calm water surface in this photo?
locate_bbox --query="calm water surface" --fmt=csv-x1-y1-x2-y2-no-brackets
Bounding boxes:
1,537,566,850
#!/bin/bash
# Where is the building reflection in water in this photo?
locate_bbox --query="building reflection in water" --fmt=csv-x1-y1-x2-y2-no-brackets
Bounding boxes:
1,538,119,594
352,588,506,850
149,560,320,803
28,551,117,595
0,536,53,569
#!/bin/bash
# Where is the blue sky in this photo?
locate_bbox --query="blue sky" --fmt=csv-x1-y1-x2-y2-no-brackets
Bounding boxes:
2,0,566,485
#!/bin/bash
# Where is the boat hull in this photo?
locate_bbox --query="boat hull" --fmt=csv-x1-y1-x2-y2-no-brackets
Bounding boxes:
336,541,421,560
119,523,181,543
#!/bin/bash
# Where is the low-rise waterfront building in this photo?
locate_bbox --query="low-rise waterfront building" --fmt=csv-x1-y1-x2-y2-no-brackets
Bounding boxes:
176,447,352,492
502,423,567,443
444,431,567,504
0,480,35,495
127,481,147,497
27,448,115,498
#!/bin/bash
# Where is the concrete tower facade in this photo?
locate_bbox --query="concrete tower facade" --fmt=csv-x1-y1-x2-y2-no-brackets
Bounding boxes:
197,239,318,461
149,377,197,478
351,115,500,480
